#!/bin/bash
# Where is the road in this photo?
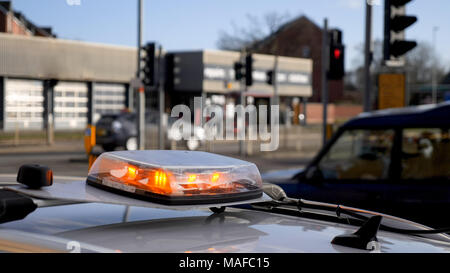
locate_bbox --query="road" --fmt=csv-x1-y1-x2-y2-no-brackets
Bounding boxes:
0,149,312,181
0,151,88,178
0,125,320,181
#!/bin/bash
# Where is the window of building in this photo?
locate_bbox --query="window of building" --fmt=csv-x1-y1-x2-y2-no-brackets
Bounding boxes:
302,46,311,58
4,79,44,131
93,83,126,123
54,82,88,130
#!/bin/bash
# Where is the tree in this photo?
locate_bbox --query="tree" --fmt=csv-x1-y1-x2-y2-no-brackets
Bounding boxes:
405,42,447,84
347,40,448,90
346,39,384,93
216,11,292,51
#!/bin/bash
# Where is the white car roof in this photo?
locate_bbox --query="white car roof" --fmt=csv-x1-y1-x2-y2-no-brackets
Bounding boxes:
1,201,450,253
2,174,450,253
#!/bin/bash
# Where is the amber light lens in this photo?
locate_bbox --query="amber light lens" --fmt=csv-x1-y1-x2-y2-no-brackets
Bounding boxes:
187,174,197,182
152,169,170,194
89,153,262,199
87,151,263,204
210,173,220,183
127,166,137,179
101,164,234,195
131,168,172,195
97,158,173,194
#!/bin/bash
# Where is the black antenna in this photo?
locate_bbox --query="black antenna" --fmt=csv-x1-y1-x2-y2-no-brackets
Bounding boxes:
331,215,382,250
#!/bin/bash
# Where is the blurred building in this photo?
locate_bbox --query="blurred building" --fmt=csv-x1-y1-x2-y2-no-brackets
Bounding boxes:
251,15,344,103
0,2,315,131
0,31,314,131
0,1,55,37
167,50,312,125
0,33,136,131
405,71,450,105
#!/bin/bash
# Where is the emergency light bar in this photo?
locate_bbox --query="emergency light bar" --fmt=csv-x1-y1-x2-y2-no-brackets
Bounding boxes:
86,150,263,205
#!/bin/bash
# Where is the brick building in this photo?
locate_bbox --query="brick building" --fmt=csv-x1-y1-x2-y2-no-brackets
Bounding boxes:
0,1,55,37
252,15,344,103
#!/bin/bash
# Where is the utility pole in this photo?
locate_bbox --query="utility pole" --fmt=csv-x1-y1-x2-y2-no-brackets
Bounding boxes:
136,0,143,87
158,45,165,149
136,0,145,150
270,40,279,107
364,1,372,112
273,55,279,106
239,49,246,157
432,26,439,104
43,79,57,146
321,18,328,146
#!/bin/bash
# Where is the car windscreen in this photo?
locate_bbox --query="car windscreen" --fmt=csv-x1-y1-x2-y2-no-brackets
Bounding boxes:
96,114,119,124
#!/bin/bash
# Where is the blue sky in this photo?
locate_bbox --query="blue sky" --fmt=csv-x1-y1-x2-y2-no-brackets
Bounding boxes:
11,0,450,70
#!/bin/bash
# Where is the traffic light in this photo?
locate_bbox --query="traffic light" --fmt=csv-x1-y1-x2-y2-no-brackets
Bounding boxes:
328,44,345,80
328,29,345,80
384,0,417,61
165,53,175,91
266,70,274,85
142,42,155,86
234,54,253,86
245,54,253,86
234,62,243,81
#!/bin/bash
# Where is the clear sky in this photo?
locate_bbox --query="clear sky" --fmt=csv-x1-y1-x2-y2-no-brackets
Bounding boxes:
10,0,450,70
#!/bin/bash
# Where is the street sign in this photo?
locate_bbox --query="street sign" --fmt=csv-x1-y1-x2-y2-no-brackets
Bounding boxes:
378,73,406,110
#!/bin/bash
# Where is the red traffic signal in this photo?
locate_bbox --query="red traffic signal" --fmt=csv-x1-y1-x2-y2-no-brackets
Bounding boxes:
333,48,341,59
328,44,345,80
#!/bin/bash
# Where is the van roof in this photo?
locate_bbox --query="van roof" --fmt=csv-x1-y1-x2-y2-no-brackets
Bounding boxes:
343,102,450,129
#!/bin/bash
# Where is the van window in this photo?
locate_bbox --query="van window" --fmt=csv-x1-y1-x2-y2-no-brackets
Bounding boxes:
401,128,450,179
318,129,394,180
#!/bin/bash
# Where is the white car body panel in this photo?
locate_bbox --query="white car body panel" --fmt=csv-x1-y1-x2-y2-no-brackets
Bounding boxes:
1,202,450,253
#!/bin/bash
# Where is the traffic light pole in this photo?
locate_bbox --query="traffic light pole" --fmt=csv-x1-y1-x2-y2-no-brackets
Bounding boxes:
321,18,329,147
364,1,372,112
158,45,165,149
43,80,56,146
136,0,143,81
273,55,279,106
239,49,246,157
136,0,145,150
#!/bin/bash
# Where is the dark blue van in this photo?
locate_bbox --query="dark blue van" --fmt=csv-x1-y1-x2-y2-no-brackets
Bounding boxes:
263,102,450,228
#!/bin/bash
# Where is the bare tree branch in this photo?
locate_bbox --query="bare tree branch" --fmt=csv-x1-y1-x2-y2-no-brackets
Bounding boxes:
216,11,291,51
347,40,448,90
